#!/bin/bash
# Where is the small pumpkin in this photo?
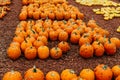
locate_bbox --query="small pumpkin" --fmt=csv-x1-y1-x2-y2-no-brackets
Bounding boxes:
37,36,48,45
24,66,44,80
61,69,77,80
80,69,95,80
116,75,120,80
112,65,120,78
46,71,60,80
13,35,24,44
58,30,68,41
26,35,36,43
7,46,21,60
79,34,91,46
39,28,49,39
19,10,27,20
21,39,32,51
94,64,113,80
49,30,58,41
38,46,49,59
110,37,120,48
58,41,70,53
10,41,20,47
92,41,105,57
33,39,45,49
2,70,22,80
104,39,116,55
70,32,81,44
24,46,37,60
79,43,94,58
50,47,62,59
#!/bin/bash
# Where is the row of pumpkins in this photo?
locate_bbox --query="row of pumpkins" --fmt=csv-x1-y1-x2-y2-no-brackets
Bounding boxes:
2,64,120,80
7,18,120,60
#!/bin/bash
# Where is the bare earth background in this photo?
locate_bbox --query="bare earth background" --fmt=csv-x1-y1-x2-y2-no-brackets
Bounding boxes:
0,0,120,79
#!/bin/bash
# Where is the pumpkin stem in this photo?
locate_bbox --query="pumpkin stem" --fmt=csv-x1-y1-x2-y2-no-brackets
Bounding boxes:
69,69,75,74
73,32,77,35
51,73,55,77
24,38,27,43
33,65,37,73
108,38,111,44
102,65,108,70
31,29,35,34
11,69,14,74
63,20,67,24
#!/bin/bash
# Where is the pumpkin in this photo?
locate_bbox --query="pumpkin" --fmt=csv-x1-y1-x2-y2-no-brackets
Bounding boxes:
58,30,68,41
10,41,20,47
58,41,70,53
7,46,21,60
21,39,32,52
110,37,120,48
61,69,77,80
37,36,48,45
48,11,55,20
2,70,22,80
55,10,63,20
94,64,113,80
65,26,74,35
13,35,24,44
33,8,40,20
71,76,86,80
87,19,99,28
22,0,28,5
46,71,60,80
70,32,81,44
26,35,36,43
19,10,27,20
64,11,71,20
79,34,92,46
79,43,94,58
98,36,108,45
38,46,49,59
24,46,37,60
116,75,120,80
50,47,62,59
80,69,95,80
33,39,45,49
92,41,105,57
112,65,120,78
24,66,44,80
104,39,116,55
49,30,58,41
39,28,49,39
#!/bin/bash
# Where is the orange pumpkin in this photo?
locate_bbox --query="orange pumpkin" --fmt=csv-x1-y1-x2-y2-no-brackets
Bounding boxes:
92,41,105,57
71,76,86,80
33,39,45,49
58,30,68,41
19,10,27,20
7,46,21,60
26,35,36,43
22,0,28,5
10,41,20,47
38,46,49,59
116,75,120,80
49,30,58,41
79,43,94,58
24,46,37,60
39,28,49,39
58,41,70,53
112,65,120,78
70,32,81,44
80,69,95,80
13,35,24,44
50,47,62,59
61,69,77,80
94,64,113,80
46,71,60,80
3,70,22,80
21,39,32,52
110,37,120,48
37,36,48,45
24,66,44,80
104,39,116,55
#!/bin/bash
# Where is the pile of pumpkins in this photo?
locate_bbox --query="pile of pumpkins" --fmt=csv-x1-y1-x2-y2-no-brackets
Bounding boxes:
2,64,120,80
7,0,120,60
0,0,11,18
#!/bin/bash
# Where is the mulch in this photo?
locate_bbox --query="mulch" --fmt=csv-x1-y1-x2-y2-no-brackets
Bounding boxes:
0,0,120,79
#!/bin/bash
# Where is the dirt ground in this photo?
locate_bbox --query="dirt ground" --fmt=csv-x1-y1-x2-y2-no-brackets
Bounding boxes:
0,0,120,79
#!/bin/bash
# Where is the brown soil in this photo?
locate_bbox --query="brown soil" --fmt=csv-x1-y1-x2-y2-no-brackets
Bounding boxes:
0,0,120,79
